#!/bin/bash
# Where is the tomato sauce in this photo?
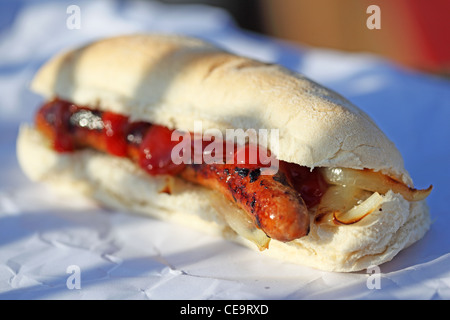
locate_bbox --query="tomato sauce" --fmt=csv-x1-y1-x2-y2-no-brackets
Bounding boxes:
35,98,327,208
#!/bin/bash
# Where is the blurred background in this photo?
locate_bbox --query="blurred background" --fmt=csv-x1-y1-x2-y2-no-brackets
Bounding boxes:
156,0,450,75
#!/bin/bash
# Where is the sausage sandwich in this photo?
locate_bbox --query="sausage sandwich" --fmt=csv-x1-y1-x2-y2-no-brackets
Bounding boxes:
17,34,432,272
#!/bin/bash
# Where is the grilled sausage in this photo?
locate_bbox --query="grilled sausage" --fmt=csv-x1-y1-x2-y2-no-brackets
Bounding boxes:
181,164,310,241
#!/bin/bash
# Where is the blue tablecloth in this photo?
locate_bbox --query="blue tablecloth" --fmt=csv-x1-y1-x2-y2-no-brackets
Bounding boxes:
1,0,449,299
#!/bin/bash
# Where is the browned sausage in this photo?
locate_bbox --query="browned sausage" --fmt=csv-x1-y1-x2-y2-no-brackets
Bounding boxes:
180,164,310,242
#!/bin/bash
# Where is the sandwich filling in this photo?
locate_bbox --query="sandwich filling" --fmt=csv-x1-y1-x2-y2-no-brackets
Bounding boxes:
34,98,432,248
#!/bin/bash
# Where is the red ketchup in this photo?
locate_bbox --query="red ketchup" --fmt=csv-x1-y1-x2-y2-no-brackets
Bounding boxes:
139,125,186,175
102,112,129,157
35,99,76,152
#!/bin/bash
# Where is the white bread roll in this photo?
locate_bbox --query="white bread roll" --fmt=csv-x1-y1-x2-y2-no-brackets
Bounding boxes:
17,34,430,272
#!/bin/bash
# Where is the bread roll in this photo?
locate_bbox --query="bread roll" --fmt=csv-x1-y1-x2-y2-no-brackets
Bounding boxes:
17,34,431,272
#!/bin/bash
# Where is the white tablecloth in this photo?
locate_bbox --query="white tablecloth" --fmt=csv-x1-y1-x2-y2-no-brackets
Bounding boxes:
1,0,449,300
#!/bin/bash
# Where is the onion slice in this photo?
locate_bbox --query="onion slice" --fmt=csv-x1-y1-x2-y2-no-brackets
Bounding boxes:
321,167,432,201
210,193,271,250
314,185,361,223
333,192,383,225
315,185,369,224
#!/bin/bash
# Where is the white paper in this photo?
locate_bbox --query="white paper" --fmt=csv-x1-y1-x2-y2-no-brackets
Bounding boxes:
1,0,449,300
